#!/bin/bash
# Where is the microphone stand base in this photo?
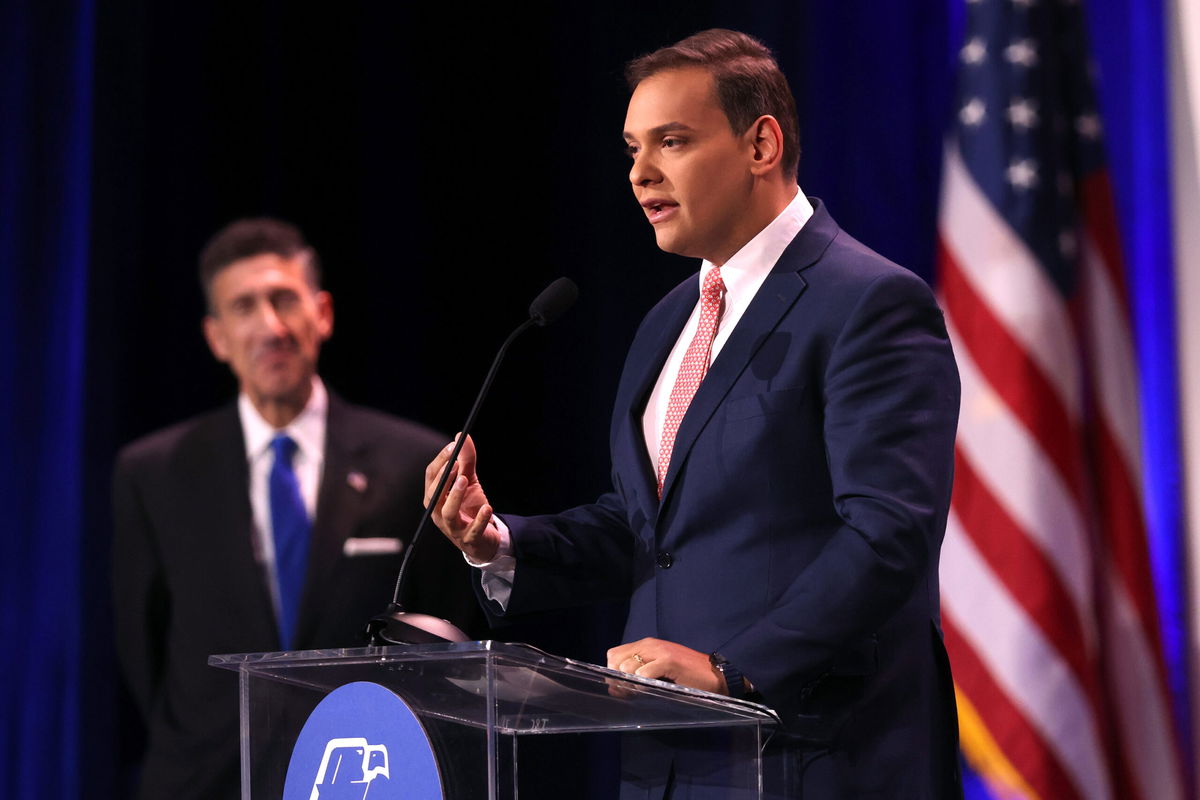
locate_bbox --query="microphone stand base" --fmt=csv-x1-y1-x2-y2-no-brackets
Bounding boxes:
364,604,470,645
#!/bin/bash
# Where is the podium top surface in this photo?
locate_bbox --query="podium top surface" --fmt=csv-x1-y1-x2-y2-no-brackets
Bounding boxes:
210,640,779,735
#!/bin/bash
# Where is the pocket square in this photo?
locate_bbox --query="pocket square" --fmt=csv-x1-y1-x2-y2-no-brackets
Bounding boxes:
343,537,403,557
346,471,369,493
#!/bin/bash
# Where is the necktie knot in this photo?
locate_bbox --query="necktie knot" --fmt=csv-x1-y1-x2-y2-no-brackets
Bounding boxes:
701,267,725,306
271,433,298,465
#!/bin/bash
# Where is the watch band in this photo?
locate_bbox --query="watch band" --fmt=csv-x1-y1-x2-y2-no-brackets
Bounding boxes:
709,652,749,698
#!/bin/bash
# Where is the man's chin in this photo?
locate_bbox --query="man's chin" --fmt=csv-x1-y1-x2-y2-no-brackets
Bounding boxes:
653,232,688,257
653,225,710,259
244,374,313,409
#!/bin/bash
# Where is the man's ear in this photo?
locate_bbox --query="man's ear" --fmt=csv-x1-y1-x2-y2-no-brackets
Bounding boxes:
747,115,785,175
203,315,230,363
315,291,334,341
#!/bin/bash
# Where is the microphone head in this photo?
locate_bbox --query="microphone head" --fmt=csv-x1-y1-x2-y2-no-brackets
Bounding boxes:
529,277,578,326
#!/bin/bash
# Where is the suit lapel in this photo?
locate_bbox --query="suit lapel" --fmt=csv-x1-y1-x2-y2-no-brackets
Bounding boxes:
185,405,277,638
619,280,698,528
657,201,838,509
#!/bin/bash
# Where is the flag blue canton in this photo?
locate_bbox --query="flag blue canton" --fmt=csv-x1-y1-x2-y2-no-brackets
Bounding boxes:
954,0,1107,296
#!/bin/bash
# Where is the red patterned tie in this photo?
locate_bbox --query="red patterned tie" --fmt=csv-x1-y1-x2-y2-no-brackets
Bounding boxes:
657,266,726,497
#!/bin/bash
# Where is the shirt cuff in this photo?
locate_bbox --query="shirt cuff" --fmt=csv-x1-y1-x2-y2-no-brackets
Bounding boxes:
463,515,514,608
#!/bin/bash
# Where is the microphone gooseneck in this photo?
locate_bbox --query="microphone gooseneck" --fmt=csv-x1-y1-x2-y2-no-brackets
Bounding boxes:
365,278,579,646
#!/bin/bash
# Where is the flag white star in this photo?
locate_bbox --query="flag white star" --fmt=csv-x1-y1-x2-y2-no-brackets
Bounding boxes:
1005,39,1039,67
960,98,987,127
1076,113,1102,139
1007,98,1039,129
961,37,987,65
1006,158,1039,189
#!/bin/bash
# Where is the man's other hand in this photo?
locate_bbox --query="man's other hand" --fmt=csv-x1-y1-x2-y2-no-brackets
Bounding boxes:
607,638,726,695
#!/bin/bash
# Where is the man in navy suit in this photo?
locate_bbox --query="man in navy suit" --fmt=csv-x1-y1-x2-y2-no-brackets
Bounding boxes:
426,30,961,798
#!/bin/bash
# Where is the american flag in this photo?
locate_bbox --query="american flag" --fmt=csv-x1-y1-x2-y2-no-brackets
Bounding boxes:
936,1,1188,798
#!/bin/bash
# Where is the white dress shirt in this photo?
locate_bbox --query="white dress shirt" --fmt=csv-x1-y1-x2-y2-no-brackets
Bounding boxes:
473,189,814,608
240,376,328,624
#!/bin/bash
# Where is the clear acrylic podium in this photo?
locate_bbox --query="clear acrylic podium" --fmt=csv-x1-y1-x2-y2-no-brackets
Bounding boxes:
210,640,781,799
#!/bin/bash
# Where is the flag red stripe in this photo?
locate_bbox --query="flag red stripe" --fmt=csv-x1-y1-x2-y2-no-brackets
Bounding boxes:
944,614,1084,800
939,240,1089,506
950,449,1105,713
1092,417,1174,696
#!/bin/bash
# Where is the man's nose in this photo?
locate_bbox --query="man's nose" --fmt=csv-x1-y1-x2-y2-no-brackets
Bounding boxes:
629,152,661,187
254,302,288,336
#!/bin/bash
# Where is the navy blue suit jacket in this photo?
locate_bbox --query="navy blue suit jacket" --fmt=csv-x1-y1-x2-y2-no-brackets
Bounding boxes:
500,201,961,798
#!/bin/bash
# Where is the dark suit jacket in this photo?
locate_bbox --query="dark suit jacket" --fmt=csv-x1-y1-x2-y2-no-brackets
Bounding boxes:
112,392,483,800
498,201,962,798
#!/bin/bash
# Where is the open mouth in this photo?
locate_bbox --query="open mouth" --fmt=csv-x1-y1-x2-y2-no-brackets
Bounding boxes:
644,201,678,224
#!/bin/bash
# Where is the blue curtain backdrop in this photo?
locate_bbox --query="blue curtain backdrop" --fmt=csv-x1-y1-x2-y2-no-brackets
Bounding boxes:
0,1,1186,797
1,0,97,797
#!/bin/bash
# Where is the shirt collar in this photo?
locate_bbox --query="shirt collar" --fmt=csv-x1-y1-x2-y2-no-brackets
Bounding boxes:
239,376,328,462
699,187,814,295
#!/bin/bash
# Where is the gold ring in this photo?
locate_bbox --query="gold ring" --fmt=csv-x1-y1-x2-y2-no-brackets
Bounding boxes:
632,653,645,665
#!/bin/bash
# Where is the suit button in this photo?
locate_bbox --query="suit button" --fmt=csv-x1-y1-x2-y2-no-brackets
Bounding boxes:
656,551,673,569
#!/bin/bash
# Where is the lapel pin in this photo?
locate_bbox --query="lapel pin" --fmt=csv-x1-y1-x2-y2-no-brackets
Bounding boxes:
346,471,368,493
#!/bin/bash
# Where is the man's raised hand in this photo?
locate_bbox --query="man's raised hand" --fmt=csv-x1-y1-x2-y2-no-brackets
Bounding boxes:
423,434,500,562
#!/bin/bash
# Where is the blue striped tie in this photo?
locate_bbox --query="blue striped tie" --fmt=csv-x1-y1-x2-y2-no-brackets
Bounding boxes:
269,434,310,649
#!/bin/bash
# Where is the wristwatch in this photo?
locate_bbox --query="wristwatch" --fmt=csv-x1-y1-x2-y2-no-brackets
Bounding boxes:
709,652,750,699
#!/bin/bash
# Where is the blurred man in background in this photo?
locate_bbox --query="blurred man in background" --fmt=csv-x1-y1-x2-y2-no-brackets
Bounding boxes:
112,218,483,799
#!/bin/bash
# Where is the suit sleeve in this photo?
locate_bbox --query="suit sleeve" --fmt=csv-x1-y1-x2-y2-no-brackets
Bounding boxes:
489,491,635,617
719,269,959,711
111,449,170,723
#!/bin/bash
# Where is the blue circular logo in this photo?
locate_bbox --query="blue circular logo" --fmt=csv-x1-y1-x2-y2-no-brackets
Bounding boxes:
283,681,443,800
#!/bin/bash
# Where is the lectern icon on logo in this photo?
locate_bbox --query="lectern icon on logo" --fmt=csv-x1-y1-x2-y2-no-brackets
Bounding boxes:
307,737,391,800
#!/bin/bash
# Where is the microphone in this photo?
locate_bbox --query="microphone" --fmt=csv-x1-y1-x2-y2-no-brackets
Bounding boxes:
365,277,579,645
529,277,578,327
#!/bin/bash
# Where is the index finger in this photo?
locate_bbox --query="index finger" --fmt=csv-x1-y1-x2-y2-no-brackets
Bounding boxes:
424,442,457,501
454,433,478,474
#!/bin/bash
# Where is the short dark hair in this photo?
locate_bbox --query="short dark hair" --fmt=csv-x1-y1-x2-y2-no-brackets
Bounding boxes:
625,29,800,176
198,217,322,308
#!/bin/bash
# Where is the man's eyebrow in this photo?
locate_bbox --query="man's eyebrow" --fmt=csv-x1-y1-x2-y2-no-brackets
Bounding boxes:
623,122,698,141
